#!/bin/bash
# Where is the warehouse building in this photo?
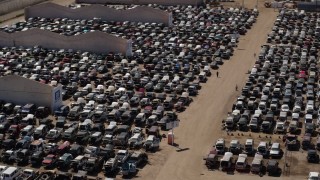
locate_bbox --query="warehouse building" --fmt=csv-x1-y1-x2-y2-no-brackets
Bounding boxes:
0,75,62,112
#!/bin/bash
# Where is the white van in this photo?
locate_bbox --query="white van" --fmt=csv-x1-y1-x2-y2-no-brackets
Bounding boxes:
0,167,20,180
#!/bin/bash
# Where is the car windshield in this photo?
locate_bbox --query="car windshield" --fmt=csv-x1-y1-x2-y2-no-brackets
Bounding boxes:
35,129,42,133
309,177,319,180
258,146,266,152
216,144,223,149
237,162,244,166
230,143,237,147
277,124,283,128
48,131,56,135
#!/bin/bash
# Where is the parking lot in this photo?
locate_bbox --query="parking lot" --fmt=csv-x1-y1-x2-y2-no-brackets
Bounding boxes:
0,0,263,179
0,0,318,180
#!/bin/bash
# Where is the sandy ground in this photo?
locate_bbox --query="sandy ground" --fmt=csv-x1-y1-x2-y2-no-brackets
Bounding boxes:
0,0,310,179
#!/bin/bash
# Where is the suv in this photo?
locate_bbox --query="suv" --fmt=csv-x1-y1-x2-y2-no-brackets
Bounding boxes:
229,140,241,155
270,143,281,158
215,138,225,155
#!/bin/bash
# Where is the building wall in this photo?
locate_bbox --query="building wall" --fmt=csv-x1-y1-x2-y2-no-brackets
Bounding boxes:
25,3,172,26
0,75,53,110
75,0,204,6
0,0,47,16
51,86,63,112
0,28,132,56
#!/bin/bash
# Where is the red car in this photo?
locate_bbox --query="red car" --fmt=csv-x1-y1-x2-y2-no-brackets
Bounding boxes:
42,154,58,168
57,141,70,155
298,70,307,79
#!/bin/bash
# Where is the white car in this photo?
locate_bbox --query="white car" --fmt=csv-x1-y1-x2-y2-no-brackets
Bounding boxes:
281,104,290,113
275,122,287,134
309,172,320,180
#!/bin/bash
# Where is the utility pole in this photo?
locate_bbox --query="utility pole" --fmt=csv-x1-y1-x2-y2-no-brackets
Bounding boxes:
242,0,244,8
256,0,258,9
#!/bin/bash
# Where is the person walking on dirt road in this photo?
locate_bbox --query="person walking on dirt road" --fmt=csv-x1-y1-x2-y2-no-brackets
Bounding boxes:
216,71,219,78
235,84,238,91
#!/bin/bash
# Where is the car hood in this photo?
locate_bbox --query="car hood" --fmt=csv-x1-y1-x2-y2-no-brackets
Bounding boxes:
42,159,52,164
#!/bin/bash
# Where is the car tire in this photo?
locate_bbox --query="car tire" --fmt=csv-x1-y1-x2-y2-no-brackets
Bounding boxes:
41,174,49,180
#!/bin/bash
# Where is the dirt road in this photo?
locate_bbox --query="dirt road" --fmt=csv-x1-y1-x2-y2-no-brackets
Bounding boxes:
139,1,292,180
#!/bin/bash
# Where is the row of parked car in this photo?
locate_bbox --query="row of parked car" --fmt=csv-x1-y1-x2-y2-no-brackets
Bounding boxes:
0,166,103,180
204,138,282,176
0,2,259,178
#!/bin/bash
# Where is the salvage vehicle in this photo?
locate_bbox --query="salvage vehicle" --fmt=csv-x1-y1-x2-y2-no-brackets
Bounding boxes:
70,155,87,171
244,139,255,156
45,128,62,141
266,160,280,176
16,168,38,180
143,135,160,151
82,156,103,173
229,139,242,155
257,141,269,157
204,153,219,169
57,153,73,169
220,152,234,171
307,150,319,163
1,150,15,164
115,150,130,165
104,158,118,174
251,154,263,173
270,143,282,158
215,138,226,155
15,149,30,165
235,154,248,171
128,151,148,167
121,161,137,176
42,154,58,168
30,151,45,166
128,133,144,149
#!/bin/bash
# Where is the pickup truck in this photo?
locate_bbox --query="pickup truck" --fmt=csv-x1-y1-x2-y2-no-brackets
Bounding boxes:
16,169,38,180
45,128,62,141
104,158,118,174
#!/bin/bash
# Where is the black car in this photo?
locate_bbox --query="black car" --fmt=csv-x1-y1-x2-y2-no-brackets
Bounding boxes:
30,151,45,166
76,131,90,145
69,144,84,158
307,150,319,163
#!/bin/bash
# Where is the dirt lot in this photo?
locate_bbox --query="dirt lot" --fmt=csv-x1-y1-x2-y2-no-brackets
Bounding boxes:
0,0,315,180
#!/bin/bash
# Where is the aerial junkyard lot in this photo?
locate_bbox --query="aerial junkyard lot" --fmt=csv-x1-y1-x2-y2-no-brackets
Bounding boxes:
206,5,320,180
0,1,260,179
